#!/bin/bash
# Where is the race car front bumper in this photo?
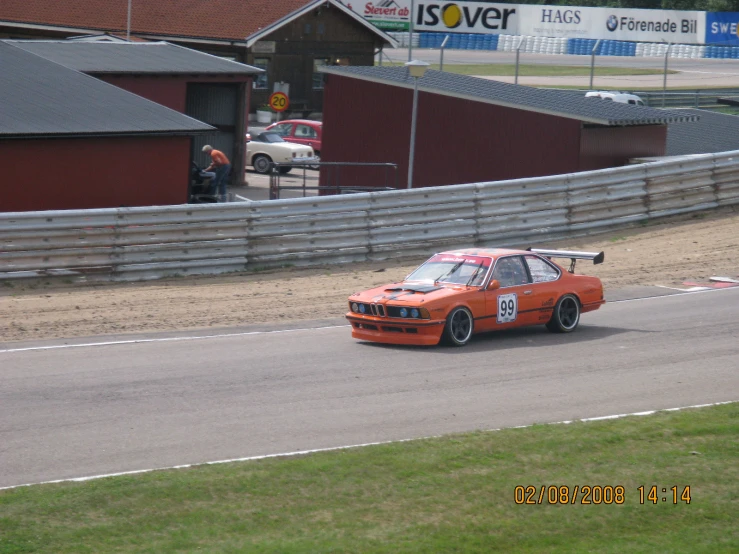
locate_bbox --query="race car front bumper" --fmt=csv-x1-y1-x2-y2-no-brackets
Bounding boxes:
346,314,445,346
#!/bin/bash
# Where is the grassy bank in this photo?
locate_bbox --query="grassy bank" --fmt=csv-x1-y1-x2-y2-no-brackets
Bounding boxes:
378,62,675,77
1,403,736,553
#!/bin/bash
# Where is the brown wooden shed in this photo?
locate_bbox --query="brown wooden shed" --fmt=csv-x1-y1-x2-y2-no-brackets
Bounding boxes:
0,42,214,212
319,66,699,190
5,40,260,186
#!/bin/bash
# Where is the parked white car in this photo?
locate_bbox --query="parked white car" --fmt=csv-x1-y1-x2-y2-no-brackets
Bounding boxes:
246,131,317,174
585,91,645,106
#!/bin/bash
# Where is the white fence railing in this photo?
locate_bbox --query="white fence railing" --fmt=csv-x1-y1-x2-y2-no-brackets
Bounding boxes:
2,151,738,281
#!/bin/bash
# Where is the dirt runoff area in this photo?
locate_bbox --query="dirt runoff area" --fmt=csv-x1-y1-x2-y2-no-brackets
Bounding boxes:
1,207,737,343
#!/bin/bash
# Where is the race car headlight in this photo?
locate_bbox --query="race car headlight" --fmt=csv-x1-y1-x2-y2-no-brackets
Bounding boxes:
351,302,359,313
411,308,419,318
359,304,366,314
399,308,408,318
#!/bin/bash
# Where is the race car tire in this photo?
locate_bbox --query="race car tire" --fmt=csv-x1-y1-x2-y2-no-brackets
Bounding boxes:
546,294,580,333
252,154,273,174
442,306,474,346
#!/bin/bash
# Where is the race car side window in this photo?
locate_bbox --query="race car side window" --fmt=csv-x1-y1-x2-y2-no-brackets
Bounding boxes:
524,255,560,283
491,256,529,288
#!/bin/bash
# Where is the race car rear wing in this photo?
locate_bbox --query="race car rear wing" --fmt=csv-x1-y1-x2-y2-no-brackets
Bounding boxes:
527,248,604,273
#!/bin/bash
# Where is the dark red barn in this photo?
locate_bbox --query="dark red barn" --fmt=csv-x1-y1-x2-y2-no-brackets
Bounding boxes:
0,41,215,212
319,66,699,190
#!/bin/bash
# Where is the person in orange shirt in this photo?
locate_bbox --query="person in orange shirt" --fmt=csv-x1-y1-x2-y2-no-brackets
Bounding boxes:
202,145,231,202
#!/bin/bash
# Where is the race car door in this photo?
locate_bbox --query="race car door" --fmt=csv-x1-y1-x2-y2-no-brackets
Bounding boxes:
480,255,539,331
522,254,563,324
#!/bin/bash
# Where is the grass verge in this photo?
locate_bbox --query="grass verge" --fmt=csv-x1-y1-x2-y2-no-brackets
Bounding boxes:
0,403,736,553
380,62,676,77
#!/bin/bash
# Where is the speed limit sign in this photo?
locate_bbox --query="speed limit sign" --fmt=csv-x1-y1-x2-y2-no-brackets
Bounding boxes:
268,91,289,112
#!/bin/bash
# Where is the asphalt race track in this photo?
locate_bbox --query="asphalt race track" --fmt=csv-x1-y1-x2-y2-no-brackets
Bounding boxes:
1,287,737,489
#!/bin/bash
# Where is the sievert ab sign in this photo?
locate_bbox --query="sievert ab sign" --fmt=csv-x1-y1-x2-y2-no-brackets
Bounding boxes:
357,0,411,31
518,5,704,43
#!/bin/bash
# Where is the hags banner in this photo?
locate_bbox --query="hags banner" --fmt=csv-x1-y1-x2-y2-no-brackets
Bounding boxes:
518,5,704,44
705,12,739,45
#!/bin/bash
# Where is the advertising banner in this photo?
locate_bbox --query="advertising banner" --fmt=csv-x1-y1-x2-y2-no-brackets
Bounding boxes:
518,5,704,44
341,1,707,44
705,12,739,45
413,1,518,35
340,0,411,30
339,0,518,34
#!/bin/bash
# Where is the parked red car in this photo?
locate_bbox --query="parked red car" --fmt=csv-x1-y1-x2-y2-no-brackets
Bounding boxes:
265,119,322,155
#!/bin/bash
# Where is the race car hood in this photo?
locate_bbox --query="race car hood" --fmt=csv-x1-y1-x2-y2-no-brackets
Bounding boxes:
352,282,469,304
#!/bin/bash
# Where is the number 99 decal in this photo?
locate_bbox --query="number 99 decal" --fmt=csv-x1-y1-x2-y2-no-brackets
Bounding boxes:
497,293,518,324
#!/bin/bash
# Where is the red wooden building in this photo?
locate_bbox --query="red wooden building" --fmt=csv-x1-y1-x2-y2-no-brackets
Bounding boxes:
0,41,215,212
319,66,699,190
6,40,260,185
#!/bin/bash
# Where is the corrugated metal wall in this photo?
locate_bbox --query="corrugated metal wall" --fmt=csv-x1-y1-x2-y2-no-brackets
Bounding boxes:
321,75,583,190
186,83,238,168
1,136,191,212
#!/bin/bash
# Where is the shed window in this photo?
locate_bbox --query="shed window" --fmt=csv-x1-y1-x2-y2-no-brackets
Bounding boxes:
253,58,269,90
313,58,328,90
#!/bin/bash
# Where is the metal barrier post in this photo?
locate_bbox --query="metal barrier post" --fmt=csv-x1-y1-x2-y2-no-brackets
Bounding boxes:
515,37,526,85
269,168,277,200
589,39,601,90
440,35,450,71
663,43,672,108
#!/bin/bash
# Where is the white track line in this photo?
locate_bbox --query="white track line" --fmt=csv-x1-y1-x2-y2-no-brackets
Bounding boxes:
1,400,735,492
1,286,736,354
0,325,349,354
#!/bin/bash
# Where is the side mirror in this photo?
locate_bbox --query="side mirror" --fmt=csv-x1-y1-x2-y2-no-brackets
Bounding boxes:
487,279,500,290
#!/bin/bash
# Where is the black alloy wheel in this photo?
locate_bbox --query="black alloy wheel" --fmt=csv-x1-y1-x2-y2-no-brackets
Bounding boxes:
546,294,580,333
442,307,474,346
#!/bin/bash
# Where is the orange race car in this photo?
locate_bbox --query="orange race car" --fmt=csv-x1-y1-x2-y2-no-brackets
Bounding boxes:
347,248,605,347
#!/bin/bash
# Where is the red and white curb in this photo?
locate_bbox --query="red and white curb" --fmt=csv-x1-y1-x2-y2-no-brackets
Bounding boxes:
656,275,739,292
1,400,735,492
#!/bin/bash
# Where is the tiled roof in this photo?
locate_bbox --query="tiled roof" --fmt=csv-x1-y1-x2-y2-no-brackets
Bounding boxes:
667,108,739,155
321,66,700,126
0,42,214,137
0,0,392,44
6,40,262,75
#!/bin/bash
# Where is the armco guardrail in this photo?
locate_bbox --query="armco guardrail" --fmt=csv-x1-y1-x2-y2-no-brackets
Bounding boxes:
1,151,738,281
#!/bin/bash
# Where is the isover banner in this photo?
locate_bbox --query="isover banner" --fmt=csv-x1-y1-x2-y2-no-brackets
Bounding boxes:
705,12,739,45
413,2,518,35
518,5,704,43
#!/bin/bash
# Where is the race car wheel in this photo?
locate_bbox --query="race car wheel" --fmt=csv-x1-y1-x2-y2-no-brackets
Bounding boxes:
442,307,474,346
546,294,580,333
252,154,273,174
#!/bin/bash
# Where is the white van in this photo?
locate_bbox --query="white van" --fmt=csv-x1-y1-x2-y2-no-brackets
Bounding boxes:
585,91,645,106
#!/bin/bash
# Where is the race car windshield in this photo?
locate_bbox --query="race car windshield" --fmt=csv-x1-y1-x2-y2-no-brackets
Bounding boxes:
406,255,491,286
